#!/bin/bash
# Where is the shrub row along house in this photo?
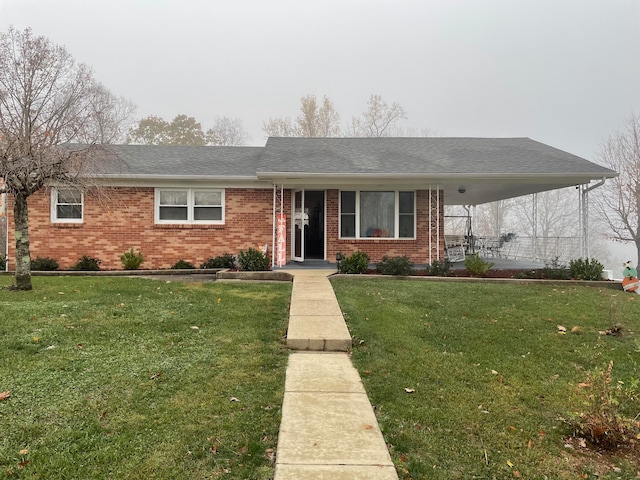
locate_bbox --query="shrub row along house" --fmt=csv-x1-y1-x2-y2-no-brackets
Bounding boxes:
3,137,617,270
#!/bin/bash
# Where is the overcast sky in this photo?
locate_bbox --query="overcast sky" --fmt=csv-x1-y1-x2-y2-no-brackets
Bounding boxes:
2,0,640,161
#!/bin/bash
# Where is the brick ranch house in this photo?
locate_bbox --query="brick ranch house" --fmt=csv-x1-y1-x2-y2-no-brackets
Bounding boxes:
3,137,617,271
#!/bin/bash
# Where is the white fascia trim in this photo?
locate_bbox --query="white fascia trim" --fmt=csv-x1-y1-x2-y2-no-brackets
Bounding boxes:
88,177,272,189
257,171,617,181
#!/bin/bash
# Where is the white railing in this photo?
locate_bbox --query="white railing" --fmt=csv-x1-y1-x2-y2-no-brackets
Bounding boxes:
497,236,582,265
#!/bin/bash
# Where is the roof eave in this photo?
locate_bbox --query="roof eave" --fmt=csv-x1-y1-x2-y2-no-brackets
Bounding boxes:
256,171,618,182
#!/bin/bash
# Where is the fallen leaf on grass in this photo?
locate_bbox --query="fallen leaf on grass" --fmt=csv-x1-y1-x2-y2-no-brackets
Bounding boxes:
404,388,415,393
230,397,240,402
265,448,275,462
19,449,28,455
571,326,581,333
190,326,199,330
0,391,10,401
507,460,514,467
150,372,163,380
557,325,567,334
513,471,521,478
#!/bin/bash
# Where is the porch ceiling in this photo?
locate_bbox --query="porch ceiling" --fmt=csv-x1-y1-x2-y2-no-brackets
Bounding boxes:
256,173,611,205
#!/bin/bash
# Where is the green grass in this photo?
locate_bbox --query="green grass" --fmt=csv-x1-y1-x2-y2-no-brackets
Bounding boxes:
332,278,640,480
0,276,291,479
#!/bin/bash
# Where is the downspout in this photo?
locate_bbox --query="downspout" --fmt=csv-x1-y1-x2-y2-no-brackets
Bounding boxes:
581,177,607,259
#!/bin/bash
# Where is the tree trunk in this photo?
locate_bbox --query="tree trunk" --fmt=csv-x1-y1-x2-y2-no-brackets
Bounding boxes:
12,193,32,290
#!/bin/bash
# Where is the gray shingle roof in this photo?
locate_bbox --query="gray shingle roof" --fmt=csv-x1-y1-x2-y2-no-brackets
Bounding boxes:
257,137,615,176
100,144,264,177
77,138,615,183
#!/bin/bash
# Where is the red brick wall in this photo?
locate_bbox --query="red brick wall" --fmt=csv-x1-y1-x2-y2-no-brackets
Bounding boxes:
7,187,292,270
6,186,444,270
326,189,444,264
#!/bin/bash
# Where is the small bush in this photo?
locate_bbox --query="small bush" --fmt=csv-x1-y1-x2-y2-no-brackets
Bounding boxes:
120,248,144,270
426,260,451,276
237,248,270,271
0,255,7,271
31,257,59,271
73,255,101,271
568,361,640,450
464,254,494,277
376,255,414,276
542,256,570,280
171,259,196,270
338,250,370,274
569,257,604,280
200,253,235,269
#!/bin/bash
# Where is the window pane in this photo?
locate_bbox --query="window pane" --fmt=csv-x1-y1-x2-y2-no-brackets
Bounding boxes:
399,192,414,214
194,191,221,206
159,206,188,220
360,192,394,237
399,215,414,238
341,215,356,237
194,207,222,221
341,191,356,214
57,205,82,219
160,191,187,206
57,189,82,204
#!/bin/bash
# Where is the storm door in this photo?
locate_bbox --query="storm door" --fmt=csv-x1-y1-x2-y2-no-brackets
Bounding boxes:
292,190,325,262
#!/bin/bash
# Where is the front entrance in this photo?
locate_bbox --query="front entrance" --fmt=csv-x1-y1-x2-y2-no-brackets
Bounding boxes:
292,190,325,262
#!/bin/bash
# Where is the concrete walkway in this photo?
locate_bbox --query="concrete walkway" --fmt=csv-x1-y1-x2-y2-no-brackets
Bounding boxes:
274,270,398,480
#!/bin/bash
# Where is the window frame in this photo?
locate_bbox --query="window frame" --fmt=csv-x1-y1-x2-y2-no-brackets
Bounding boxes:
154,188,225,225
339,190,416,240
51,187,84,224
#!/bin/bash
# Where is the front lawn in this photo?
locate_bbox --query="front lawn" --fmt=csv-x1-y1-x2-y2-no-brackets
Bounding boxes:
0,276,291,479
332,278,640,479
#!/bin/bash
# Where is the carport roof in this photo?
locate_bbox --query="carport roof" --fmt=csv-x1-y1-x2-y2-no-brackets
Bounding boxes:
88,137,616,205
257,137,613,176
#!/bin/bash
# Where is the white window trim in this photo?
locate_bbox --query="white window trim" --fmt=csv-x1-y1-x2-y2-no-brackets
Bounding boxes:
51,187,84,224
154,188,225,225
339,190,416,240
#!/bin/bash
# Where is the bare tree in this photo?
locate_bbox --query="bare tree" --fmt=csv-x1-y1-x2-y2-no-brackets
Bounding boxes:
295,94,341,137
0,27,127,290
348,94,407,137
76,83,136,144
263,94,341,137
206,116,248,146
594,114,640,268
262,116,296,137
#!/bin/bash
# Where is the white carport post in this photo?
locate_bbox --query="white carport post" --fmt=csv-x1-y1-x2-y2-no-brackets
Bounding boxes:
580,178,607,259
532,193,538,262
271,184,284,268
